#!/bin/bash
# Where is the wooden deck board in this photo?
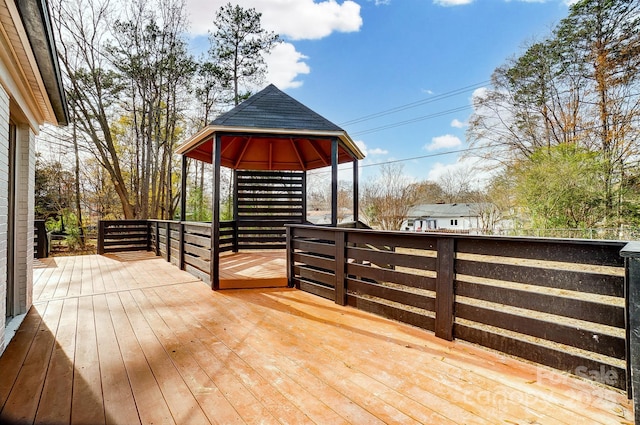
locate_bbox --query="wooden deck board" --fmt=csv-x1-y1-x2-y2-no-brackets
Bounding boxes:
219,251,287,289
2,300,63,424
0,252,633,425
34,298,77,425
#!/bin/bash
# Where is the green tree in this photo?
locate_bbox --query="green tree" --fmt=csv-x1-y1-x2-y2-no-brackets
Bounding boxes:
209,3,280,106
35,158,74,221
513,144,605,229
468,0,640,228
554,0,640,224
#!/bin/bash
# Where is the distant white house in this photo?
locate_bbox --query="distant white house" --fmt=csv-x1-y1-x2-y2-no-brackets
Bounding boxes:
402,203,487,233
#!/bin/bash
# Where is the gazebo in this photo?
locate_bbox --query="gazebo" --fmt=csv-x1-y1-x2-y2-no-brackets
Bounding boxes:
176,84,365,289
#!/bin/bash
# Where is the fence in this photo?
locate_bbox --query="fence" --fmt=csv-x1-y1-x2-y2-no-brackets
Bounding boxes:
34,220,48,258
97,220,150,254
287,224,629,393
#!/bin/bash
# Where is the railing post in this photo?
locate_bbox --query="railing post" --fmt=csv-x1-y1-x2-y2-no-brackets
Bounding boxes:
178,222,185,270
335,230,346,305
34,220,48,258
97,220,105,255
286,225,293,288
435,237,455,341
165,221,171,263
146,221,152,252
233,221,238,253
154,221,160,256
620,242,640,423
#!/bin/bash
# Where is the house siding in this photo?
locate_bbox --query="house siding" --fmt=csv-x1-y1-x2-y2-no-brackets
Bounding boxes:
0,84,9,352
14,124,34,314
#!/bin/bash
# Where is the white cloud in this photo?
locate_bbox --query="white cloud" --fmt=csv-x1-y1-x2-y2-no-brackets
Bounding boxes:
369,147,389,155
427,157,494,190
355,141,388,157
433,0,474,6
472,87,488,101
422,89,434,95
355,140,368,156
265,43,310,89
451,118,466,128
424,134,462,151
186,0,362,40
185,1,362,93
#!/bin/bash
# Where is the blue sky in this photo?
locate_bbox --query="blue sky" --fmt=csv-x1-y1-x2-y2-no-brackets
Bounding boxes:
184,0,572,185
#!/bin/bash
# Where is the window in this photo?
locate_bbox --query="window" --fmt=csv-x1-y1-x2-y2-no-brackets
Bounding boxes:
450,219,458,226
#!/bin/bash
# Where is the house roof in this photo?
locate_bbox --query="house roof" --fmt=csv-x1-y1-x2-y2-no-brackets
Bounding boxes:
16,0,68,125
408,203,487,219
176,84,364,171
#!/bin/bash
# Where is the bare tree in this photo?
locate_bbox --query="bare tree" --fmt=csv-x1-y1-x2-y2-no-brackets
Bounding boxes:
361,164,419,230
51,0,136,218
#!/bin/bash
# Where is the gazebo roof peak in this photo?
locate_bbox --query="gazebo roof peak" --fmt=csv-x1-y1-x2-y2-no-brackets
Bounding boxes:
211,84,344,132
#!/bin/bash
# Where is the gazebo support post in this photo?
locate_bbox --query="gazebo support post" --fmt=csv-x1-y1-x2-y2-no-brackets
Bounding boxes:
302,171,307,223
232,170,239,252
179,155,187,270
210,134,221,290
352,158,359,223
180,155,187,221
331,138,338,226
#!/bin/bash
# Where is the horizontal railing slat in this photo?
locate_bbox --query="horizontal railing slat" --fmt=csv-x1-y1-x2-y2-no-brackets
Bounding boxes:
293,265,335,287
347,295,435,332
348,232,437,251
347,278,436,312
456,238,625,267
295,279,335,300
454,324,626,390
292,252,334,271
455,302,625,359
347,247,436,272
184,243,210,259
292,240,336,257
347,263,436,291
456,259,624,297
455,280,624,327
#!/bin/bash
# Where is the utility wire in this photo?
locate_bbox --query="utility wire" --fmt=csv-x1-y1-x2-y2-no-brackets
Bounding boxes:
350,105,472,137
339,81,488,127
308,146,487,176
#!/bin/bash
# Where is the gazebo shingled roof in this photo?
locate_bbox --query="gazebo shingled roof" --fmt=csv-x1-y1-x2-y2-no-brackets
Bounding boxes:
176,84,364,171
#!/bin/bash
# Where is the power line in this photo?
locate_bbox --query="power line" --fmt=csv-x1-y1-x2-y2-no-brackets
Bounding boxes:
308,146,487,176
350,105,472,137
339,81,488,127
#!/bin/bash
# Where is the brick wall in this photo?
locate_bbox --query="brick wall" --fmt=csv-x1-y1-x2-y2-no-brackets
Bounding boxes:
0,85,9,353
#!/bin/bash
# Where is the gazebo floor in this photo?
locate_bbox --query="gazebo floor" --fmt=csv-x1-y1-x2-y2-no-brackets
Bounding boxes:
219,251,287,289
0,253,633,424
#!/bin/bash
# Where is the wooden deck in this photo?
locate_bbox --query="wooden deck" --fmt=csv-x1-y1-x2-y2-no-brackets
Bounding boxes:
219,251,287,289
0,252,633,424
